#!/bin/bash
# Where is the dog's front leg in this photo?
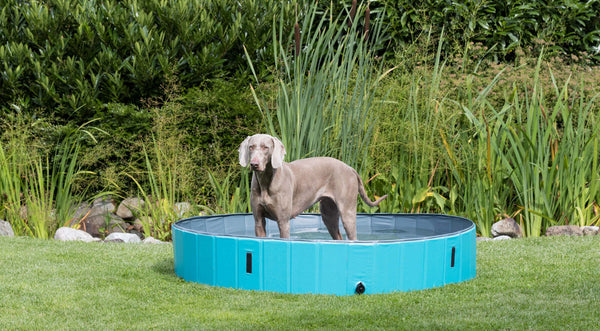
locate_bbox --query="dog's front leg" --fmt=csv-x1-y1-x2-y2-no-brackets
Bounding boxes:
253,214,267,237
276,219,290,238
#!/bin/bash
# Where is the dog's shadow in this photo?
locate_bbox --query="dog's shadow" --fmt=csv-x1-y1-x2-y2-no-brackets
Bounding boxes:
152,257,177,278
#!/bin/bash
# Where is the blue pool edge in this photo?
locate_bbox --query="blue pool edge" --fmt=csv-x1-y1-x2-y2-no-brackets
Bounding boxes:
172,213,477,295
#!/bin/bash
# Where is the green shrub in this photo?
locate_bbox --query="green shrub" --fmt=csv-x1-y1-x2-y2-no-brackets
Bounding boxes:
182,79,263,171
380,0,600,61
0,0,298,124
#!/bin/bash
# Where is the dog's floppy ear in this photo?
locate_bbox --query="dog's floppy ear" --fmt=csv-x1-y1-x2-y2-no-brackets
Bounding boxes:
270,136,286,168
239,136,251,167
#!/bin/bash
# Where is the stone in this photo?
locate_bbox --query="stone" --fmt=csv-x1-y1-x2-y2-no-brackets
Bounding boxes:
491,217,522,238
80,213,127,238
476,236,493,242
493,235,512,240
107,218,128,234
132,219,145,232
582,226,599,236
71,202,91,221
116,197,145,220
104,232,142,243
545,225,583,236
54,227,101,242
0,219,15,237
143,237,168,244
90,197,116,215
127,229,144,239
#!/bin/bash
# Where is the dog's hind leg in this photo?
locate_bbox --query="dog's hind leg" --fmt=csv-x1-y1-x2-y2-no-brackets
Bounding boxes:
320,198,343,240
339,209,358,240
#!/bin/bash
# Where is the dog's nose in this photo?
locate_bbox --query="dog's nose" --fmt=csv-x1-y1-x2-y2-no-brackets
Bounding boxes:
250,160,259,170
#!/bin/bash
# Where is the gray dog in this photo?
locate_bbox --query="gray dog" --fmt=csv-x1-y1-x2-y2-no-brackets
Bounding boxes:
239,134,387,240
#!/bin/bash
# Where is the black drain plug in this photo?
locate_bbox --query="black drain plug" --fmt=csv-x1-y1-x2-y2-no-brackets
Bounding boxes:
355,281,366,295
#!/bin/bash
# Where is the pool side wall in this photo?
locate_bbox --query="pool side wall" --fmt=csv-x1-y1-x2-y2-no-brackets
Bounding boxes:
172,215,476,295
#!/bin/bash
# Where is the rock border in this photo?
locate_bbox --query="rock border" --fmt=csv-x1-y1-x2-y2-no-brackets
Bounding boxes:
477,218,599,241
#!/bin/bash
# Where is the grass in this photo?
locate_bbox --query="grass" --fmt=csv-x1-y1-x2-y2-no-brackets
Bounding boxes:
1,235,599,330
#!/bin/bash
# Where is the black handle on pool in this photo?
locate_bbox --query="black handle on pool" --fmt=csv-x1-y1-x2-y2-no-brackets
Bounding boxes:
355,282,366,294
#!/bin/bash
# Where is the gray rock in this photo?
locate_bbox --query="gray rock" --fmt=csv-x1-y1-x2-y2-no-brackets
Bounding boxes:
493,235,512,240
116,197,145,220
80,213,127,238
107,218,128,233
491,217,522,238
104,232,142,243
90,197,116,215
582,226,599,236
545,225,583,236
143,236,168,244
476,236,493,242
127,229,144,239
0,219,15,237
132,219,145,232
54,227,101,242
71,202,91,221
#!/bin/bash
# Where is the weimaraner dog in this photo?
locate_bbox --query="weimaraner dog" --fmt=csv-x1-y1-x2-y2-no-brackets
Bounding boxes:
239,134,387,240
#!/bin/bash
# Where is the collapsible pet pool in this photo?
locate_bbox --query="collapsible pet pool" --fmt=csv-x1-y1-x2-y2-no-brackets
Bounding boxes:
172,213,476,295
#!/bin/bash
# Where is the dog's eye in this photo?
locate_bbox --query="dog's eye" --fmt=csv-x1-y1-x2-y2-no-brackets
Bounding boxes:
249,146,255,151
261,146,269,150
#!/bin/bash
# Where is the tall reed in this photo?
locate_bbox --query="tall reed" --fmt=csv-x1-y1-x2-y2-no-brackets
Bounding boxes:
0,134,28,236
372,38,600,237
246,2,388,171
0,118,89,238
448,81,513,237
370,32,454,215
501,56,600,235
206,168,251,214
447,53,600,236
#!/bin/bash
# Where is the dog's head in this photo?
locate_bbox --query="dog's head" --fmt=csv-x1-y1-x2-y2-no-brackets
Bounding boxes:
239,134,286,171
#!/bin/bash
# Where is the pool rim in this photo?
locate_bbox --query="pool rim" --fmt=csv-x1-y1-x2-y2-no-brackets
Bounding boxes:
172,212,476,243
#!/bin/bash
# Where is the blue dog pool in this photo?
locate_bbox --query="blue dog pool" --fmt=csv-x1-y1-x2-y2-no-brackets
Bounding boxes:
172,213,476,295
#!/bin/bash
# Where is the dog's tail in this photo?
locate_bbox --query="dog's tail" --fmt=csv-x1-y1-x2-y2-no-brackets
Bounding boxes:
354,171,387,207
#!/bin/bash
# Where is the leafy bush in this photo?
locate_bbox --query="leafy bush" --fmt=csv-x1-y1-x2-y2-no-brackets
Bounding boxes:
380,0,600,61
181,79,263,171
0,0,298,124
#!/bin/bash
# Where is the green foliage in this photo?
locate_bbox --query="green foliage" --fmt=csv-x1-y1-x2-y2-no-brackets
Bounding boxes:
182,79,263,170
0,115,91,238
500,58,600,235
2,0,599,238
1,0,598,127
124,140,189,242
206,168,251,214
118,97,200,241
380,0,600,61
247,1,388,171
0,0,298,124
371,40,600,236
367,33,458,215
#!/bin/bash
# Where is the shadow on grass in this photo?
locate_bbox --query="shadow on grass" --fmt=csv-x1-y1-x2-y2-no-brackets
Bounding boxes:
153,257,176,277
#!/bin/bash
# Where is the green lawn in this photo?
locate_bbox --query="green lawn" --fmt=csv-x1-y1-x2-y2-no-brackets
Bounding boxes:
1,235,599,330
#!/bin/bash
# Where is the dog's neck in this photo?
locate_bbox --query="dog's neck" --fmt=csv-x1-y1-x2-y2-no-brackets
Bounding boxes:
253,163,277,192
